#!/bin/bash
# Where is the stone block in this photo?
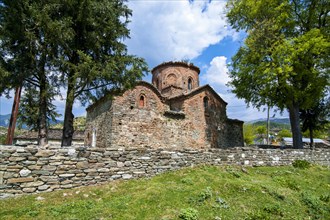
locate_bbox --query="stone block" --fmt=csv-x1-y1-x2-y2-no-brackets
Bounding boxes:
0,171,3,184
32,170,54,175
76,161,89,169
22,187,36,193
19,169,32,177
117,162,124,167
97,168,110,172
8,157,26,162
59,174,75,178
111,175,121,179
40,176,58,182
60,184,73,189
21,181,44,187
35,150,55,157
38,185,50,191
7,177,34,183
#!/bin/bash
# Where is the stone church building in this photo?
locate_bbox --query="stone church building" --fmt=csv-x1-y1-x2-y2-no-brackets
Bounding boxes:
85,61,243,149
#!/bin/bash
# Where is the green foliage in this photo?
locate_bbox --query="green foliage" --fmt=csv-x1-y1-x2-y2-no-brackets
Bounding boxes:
292,160,311,169
179,208,199,220
56,0,148,145
189,187,213,205
215,197,229,209
300,96,330,145
243,124,255,145
277,129,292,138
0,135,6,144
0,0,66,145
301,192,329,219
256,126,266,135
17,87,61,131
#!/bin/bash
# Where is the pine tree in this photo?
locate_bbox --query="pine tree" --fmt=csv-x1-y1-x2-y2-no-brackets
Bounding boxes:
57,0,148,146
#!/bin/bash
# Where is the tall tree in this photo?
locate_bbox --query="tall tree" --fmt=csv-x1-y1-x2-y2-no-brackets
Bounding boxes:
17,86,61,131
0,0,67,145
226,0,330,148
58,0,148,146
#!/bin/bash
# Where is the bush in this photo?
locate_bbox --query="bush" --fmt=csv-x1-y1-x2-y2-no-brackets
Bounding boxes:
179,208,199,220
292,160,311,169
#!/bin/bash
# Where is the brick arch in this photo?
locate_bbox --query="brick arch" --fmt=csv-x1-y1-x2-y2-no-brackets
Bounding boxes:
137,93,147,108
162,69,182,87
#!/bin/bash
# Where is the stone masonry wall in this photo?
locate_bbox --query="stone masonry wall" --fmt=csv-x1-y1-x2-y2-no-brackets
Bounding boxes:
1,145,329,198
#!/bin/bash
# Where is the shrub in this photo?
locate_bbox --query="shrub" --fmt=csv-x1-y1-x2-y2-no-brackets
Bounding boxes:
179,208,199,220
215,197,229,209
189,187,212,205
292,160,311,169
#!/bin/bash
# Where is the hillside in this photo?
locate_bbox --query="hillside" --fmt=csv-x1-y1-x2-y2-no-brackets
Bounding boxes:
252,121,291,131
1,165,329,219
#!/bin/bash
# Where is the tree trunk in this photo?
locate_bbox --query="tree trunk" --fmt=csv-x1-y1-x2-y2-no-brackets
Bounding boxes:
5,86,22,145
288,102,303,149
61,78,75,147
38,72,48,146
309,126,314,150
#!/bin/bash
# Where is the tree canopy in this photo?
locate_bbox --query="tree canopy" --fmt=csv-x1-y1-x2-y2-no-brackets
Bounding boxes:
226,0,330,148
0,0,148,146
56,0,148,146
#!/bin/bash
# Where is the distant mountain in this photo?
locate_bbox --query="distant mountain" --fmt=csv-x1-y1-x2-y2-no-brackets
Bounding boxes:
247,118,291,131
247,118,290,125
0,114,63,129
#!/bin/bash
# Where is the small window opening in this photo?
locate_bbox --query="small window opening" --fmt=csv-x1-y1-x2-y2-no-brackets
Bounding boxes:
203,96,209,109
139,95,145,108
156,79,159,88
188,78,192,90
92,128,97,147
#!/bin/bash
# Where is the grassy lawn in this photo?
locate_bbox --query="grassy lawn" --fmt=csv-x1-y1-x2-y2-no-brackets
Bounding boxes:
1,164,329,219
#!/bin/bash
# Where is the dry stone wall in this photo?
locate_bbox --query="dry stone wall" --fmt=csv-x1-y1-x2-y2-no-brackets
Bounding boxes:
1,145,329,198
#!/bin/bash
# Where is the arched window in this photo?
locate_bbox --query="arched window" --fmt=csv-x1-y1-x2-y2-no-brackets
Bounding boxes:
203,96,209,109
188,78,192,90
139,95,145,108
156,79,159,88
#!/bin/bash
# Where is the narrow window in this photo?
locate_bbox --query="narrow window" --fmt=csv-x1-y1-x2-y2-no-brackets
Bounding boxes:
92,128,97,147
156,79,159,88
139,95,145,108
203,97,209,109
188,78,192,90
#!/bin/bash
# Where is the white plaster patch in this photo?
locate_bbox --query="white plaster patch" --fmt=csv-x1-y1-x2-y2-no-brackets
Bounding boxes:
68,148,76,156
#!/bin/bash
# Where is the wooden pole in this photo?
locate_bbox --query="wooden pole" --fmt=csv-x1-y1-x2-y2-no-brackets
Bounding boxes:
267,106,270,145
5,86,22,145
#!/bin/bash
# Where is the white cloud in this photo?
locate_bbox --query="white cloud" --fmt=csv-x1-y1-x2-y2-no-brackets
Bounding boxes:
126,0,235,67
201,56,230,92
201,56,289,121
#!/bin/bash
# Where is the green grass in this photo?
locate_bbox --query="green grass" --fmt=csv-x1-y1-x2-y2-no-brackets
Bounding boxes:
1,165,329,219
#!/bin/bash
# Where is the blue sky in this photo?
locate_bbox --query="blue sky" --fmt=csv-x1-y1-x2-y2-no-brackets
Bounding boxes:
0,0,288,121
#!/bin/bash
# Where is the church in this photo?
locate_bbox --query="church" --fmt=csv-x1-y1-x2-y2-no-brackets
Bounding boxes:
84,61,243,148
